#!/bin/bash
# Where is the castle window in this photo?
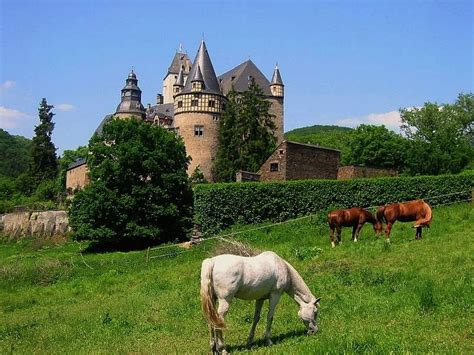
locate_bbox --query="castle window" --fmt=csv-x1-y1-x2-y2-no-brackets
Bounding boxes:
213,115,219,121
193,93,199,98
279,149,284,155
270,163,279,172
194,125,204,137
177,101,183,108
208,100,215,108
191,99,198,107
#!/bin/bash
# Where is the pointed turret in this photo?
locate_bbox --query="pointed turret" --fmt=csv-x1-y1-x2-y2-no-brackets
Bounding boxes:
115,69,145,119
182,41,220,94
270,64,284,97
173,67,185,95
191,65,205,91
162,46,192,104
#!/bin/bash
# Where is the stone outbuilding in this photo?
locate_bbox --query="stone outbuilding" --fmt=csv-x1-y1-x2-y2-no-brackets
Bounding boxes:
66,158,89,194
258,141,341,181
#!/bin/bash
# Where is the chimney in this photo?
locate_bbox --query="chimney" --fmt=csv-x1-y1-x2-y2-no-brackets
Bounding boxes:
156,94,164,105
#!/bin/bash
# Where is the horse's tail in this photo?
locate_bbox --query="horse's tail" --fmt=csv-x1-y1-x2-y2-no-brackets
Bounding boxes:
200,258,225,329
376,206,386,224
414,200,433,227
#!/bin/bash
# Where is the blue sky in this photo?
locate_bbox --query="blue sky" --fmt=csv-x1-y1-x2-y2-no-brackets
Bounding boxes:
0,0,472,154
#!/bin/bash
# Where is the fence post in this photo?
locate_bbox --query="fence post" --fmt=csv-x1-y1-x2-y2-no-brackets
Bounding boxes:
145,247,150,263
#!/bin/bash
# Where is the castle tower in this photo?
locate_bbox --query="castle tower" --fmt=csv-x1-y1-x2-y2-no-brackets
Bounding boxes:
115,70,146,119
269,65,284,144
163,46,192,104
173,41,226,181
173,66,185,96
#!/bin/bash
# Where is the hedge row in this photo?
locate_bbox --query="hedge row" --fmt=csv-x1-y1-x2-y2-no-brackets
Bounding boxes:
194,172,474,235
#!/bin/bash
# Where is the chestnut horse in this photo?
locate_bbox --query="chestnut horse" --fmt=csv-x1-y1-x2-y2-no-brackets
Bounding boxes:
327,208,382,247
376,199,432,241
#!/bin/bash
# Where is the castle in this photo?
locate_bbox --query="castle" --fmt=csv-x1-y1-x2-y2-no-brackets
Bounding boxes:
100,40,284,181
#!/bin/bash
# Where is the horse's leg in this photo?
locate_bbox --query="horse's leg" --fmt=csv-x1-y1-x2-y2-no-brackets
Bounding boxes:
215,299,231,354
264,292,281,346
385,222,393,242
351,225,357,241
247,299,264,347
209,325,218,354
416,226,422,240
330,225,336,248
354,223,363,242
336,226,342,244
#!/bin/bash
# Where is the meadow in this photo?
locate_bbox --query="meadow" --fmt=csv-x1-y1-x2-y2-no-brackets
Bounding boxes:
1,202,473,354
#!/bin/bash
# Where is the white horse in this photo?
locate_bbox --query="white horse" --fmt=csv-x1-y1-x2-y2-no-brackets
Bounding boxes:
200,251,321,354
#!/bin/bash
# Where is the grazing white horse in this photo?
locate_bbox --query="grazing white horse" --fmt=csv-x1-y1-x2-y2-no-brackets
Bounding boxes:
200,251,321,354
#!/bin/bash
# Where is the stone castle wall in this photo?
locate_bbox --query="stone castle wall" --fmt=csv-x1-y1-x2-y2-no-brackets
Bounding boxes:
174,112,220,181
2,210,69,239
66,164,89,192
268,96,284,145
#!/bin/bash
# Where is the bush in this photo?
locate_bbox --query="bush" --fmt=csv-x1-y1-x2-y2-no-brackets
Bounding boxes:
194,172,474,235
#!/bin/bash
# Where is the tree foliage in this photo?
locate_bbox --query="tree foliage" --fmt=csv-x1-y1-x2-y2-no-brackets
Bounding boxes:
0,129,31,178
68,118,193,248
342,124,408,170
30,98,58,182
401,93,474,175
213,80,277,182
285,125,353,153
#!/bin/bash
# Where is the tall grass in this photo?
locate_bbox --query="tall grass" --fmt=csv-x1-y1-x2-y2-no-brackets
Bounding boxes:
0,202,473,353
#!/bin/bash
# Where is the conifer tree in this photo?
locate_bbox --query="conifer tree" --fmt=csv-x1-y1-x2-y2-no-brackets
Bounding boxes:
213,80,277,181
30,98,58,182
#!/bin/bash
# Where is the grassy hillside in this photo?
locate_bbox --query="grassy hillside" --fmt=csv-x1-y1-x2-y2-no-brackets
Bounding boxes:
284,125,353,152
1,202,473,353
0,128,31,178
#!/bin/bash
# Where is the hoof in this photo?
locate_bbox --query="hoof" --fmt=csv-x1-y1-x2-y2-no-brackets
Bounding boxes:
354,239,358,243
331,242,336,248
266,339,273,346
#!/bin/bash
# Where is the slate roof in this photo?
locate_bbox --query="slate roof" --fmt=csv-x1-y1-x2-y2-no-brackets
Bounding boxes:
182,41,221,95
284,140,341,153
218,60,272,96
94,114,114,136
175,67,185,86
67,157,87,170
271,66,284,85
167,52,192,75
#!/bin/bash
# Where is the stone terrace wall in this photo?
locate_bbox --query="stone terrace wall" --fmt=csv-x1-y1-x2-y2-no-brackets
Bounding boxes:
338,165,398,180
2,210,69,239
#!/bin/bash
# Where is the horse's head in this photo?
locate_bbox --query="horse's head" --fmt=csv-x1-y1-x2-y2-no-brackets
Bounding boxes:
373,221,383,237
298,297,321,335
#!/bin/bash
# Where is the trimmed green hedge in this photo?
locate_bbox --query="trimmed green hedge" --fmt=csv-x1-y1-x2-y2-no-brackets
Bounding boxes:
194,173,474,235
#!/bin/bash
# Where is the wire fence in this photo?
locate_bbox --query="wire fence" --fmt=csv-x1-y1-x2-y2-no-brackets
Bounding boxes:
145,190,473,260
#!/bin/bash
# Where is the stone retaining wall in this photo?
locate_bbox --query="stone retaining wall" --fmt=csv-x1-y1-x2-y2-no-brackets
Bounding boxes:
2,210,69,239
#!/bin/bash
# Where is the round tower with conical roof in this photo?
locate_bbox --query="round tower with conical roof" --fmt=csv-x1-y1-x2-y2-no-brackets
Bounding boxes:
173,41,226,181
115,70,146,119
269,64,285,143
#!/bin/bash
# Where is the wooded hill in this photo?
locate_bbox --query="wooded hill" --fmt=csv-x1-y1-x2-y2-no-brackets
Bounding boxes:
284,125,353,152
0,129,31,177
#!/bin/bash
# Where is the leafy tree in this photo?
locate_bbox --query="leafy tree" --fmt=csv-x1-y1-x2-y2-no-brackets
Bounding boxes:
69,118,193,249
0,129,31,178
189,166,207,185
342,124,408,170
213,80,277,182
30,98,58,182
401,93,473,175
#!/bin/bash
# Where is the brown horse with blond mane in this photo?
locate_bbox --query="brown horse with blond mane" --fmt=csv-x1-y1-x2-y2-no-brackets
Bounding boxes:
327,208,382,247
376,199,432,241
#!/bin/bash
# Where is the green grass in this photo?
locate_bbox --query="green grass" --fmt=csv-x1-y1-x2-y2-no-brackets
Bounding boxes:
1,203,473,353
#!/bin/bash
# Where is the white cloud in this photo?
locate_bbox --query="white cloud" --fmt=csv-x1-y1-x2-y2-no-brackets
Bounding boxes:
1,81,15,90
56,103,76,112
337,110,402,130
0,106,31,129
